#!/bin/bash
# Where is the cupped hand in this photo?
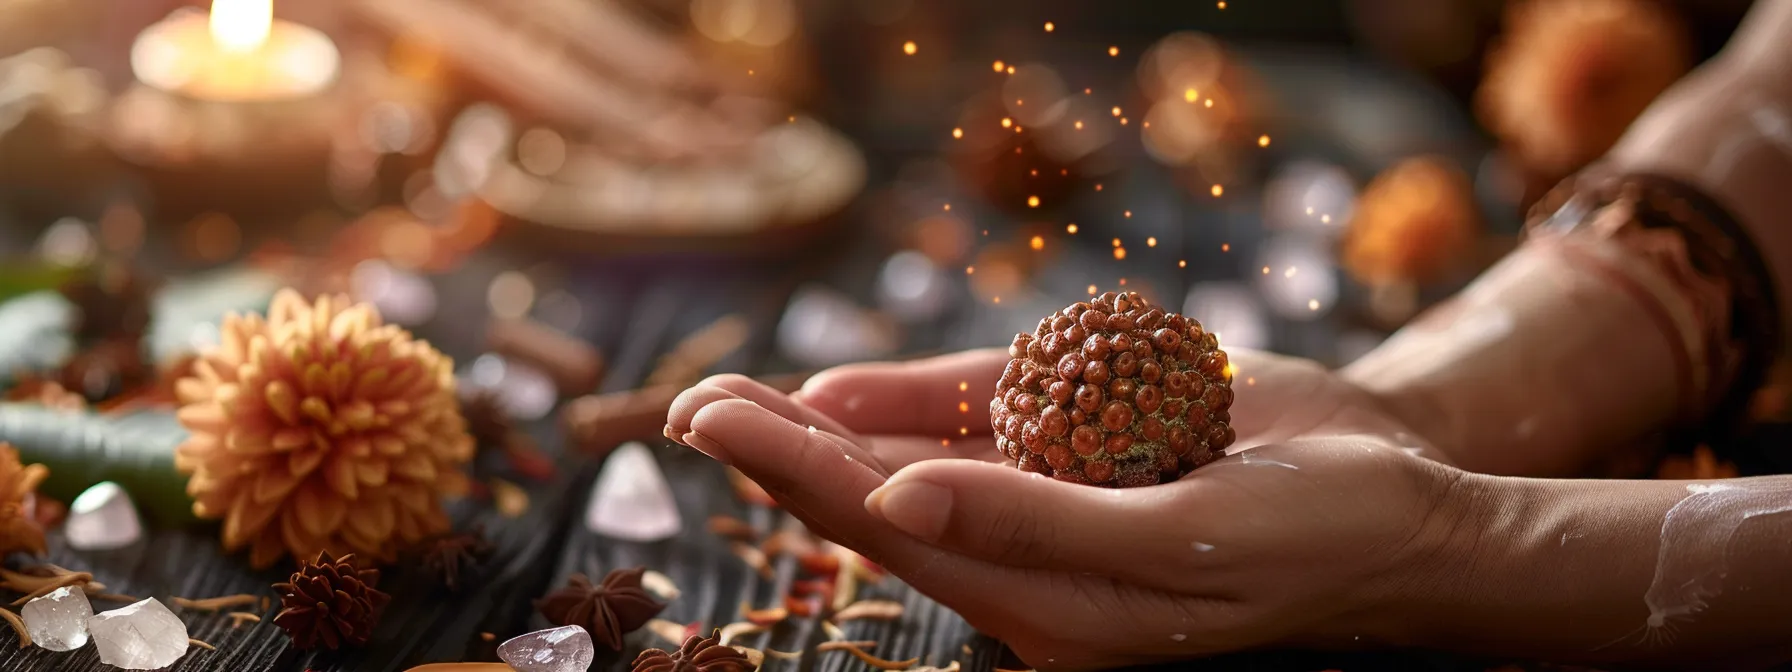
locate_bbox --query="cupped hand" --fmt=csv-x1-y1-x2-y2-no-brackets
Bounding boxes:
664,349,1460,670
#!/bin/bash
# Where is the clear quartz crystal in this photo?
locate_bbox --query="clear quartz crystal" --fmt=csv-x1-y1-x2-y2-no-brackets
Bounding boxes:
584,442,682,542
87,598,189,669
498,625,596,672
65,481,143,550
22,586,93,651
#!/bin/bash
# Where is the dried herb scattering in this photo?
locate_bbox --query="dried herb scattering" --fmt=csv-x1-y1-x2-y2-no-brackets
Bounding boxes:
535,567,666,651
0,444,49,559
408,527,494,592
272,552,392,651
632,632,756,672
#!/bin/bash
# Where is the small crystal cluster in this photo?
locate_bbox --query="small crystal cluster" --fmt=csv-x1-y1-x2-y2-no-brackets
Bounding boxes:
499,625,596,672
995,292,1235,487
19,593,189,669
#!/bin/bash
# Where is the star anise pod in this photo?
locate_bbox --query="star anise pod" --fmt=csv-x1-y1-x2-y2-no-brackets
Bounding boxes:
535,567,665,651
407,527,494,592
272,552,392,651
59,265,155,346
632,632,754,672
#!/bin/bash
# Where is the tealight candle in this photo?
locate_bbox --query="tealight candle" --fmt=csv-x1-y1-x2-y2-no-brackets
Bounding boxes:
129,0,340,102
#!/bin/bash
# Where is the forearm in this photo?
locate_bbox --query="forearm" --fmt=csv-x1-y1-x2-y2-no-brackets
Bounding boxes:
1393,473,1792,668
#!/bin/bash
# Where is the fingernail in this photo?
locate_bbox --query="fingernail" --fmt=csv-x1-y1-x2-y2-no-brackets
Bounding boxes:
681,431,730,464
865,480,952,541
663,424,686,444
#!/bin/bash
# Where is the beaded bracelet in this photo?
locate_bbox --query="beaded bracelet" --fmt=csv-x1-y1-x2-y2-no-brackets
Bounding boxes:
1524,168,1782,446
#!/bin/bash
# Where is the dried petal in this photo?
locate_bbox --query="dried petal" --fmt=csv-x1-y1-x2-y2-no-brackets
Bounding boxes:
832,600,905,623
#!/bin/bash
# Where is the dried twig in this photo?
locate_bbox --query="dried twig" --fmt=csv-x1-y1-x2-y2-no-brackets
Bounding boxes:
0,607,30,648
641,570,680,600
730,542,773,580
172,594,259,612
717,621,766,645
824,641,919,670
832,599,905,623
707,515,757,540
228,612,262,627
9,572,91,605
188,637,216,651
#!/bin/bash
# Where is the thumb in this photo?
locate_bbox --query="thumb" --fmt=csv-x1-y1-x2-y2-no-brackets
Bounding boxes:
865,460,1210,584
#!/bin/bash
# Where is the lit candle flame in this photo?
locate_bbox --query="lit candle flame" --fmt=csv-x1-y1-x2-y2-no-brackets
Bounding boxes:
211,0,273,53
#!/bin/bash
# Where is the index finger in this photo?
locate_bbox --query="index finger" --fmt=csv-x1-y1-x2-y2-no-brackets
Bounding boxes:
794,349,1009,437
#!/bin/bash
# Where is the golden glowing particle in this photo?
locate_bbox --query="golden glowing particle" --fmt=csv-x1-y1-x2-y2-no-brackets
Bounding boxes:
1221,243,1231,252
993,296,1002,304
1111,106,1122,117
1179,260,1188,268
1044,21,1055,32
1108,46,1119,57
958,401,970,413
1030,235,1045,250
1184,88,1198,103
1284,267,1298,278
1223,363,1237,379
1204,99,1214,108
1001,117,1013,128
1211,185,1224,197
958,381,969,392
1123,210,1132,218
1095,184,1104,191
1321,214,1332,224
943,203,952,211
1142,121,1150,128
903,41,917,55
941,439,951,446
1261,266,1270,274
1306,206,1315,215
959,427,969,435
1218,1,1227,8
1084,87,1093,94
1087,284,1098,295
1066,223,1079,234
747,69,755,75
1113,247,1127,260
1027,195,1040,208
1258,135,1271,147
1014,125,1023,133
1309,299,1320,310
1061,169,1068,175
1111,238,1122,247
1029,169,1038,177
1119,278,1128,286
993,60,1005,72
788,116,796,123
1074,120,1084,130
1246,377,1256,386
966,266,975,274
1147,237,1158,247
1120,117,1129,125
1016,99,1024,106
952,127,964,139
1006,66,1015,74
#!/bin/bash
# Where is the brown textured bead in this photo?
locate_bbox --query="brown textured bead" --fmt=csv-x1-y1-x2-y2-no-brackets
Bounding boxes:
1112,352,1139,377
1056,353,1087,382
1140,417,1165,441
1070,425,1102,456
1083,460,1116,483
1075,384,1103,412
1083,360,1111,385
1104,433,1134,455
1082,335,1111,361
993,291,1234,487
1009,336,1030,359
1100,400,1134,432
1040,405,1069,437
1136,385,1162,414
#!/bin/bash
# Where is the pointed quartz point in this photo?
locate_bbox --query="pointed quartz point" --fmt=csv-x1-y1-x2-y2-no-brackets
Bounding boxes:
499,625,596,672
87,598,188,669
584,442,682,542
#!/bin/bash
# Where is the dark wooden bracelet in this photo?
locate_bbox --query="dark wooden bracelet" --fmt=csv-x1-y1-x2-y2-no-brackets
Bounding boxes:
1525,168,1782,449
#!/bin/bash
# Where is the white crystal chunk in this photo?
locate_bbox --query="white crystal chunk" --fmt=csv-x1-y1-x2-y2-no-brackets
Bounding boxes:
65,481,143,551
87,598,189,669
22,586,93,651
584,442,682,542
499,625,595,672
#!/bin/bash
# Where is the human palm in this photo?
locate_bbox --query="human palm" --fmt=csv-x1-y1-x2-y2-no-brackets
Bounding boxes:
665,348,1460,670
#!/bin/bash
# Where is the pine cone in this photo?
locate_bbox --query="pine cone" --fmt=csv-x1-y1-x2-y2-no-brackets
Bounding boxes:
1478,0,1690,176
632,632,754,672
535,568,665,651
272,552,392,651
174,289,475,568
996,292,1235,487
407,527,493,592
0,443,49,558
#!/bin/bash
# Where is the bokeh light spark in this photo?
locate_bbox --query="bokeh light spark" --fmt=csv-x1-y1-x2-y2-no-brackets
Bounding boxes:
903,41,917,55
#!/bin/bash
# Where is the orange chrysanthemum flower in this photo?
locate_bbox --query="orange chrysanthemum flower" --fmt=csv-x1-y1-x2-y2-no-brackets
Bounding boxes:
175,290,474,568
1478,0,1691,175
1342,156,1480,287
0,443,49,558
